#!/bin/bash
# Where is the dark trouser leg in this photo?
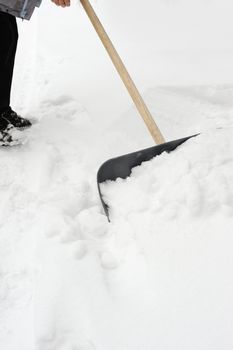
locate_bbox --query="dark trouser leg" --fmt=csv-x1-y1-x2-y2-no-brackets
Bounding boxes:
0,12,18,114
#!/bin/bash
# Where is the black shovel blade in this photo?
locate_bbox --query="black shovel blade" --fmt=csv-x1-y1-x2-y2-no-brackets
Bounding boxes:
97,135,198,220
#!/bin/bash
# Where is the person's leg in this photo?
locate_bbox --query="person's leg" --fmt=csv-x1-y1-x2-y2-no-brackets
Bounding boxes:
0,12,18,114
0,13,31,133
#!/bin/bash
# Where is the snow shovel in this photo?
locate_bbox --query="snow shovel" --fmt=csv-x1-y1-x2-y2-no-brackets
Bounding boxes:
80,0,197,220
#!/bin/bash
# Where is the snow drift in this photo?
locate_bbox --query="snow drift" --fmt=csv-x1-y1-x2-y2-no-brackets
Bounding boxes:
0,0,233,349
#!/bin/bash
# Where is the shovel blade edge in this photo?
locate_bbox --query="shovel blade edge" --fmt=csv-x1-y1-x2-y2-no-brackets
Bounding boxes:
97,135,198,220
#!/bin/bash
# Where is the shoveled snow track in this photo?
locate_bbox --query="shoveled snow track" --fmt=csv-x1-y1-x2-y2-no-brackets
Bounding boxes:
0,84,233,349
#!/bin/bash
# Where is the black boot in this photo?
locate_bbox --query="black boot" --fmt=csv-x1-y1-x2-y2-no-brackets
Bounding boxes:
0,115,15,146
1,107,32,129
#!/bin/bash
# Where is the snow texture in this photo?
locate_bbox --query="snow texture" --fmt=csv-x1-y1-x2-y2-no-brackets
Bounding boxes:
0,0,233,349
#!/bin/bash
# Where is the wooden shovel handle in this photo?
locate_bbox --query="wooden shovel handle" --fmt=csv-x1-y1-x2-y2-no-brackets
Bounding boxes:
80,0,165,144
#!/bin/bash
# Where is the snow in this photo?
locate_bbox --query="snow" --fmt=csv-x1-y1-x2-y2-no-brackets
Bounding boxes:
1,0,233,349
102,130,233,220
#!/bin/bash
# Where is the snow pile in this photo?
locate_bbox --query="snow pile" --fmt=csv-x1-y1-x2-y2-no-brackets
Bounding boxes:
102,129,233,222
100,128,233,348
1,0,233,349
1,90,232,350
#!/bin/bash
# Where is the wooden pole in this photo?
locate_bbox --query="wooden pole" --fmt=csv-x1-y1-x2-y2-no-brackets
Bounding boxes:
80,0,165,144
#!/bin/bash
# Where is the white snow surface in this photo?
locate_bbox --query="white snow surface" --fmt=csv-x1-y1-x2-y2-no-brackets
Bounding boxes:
1,0,233,349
